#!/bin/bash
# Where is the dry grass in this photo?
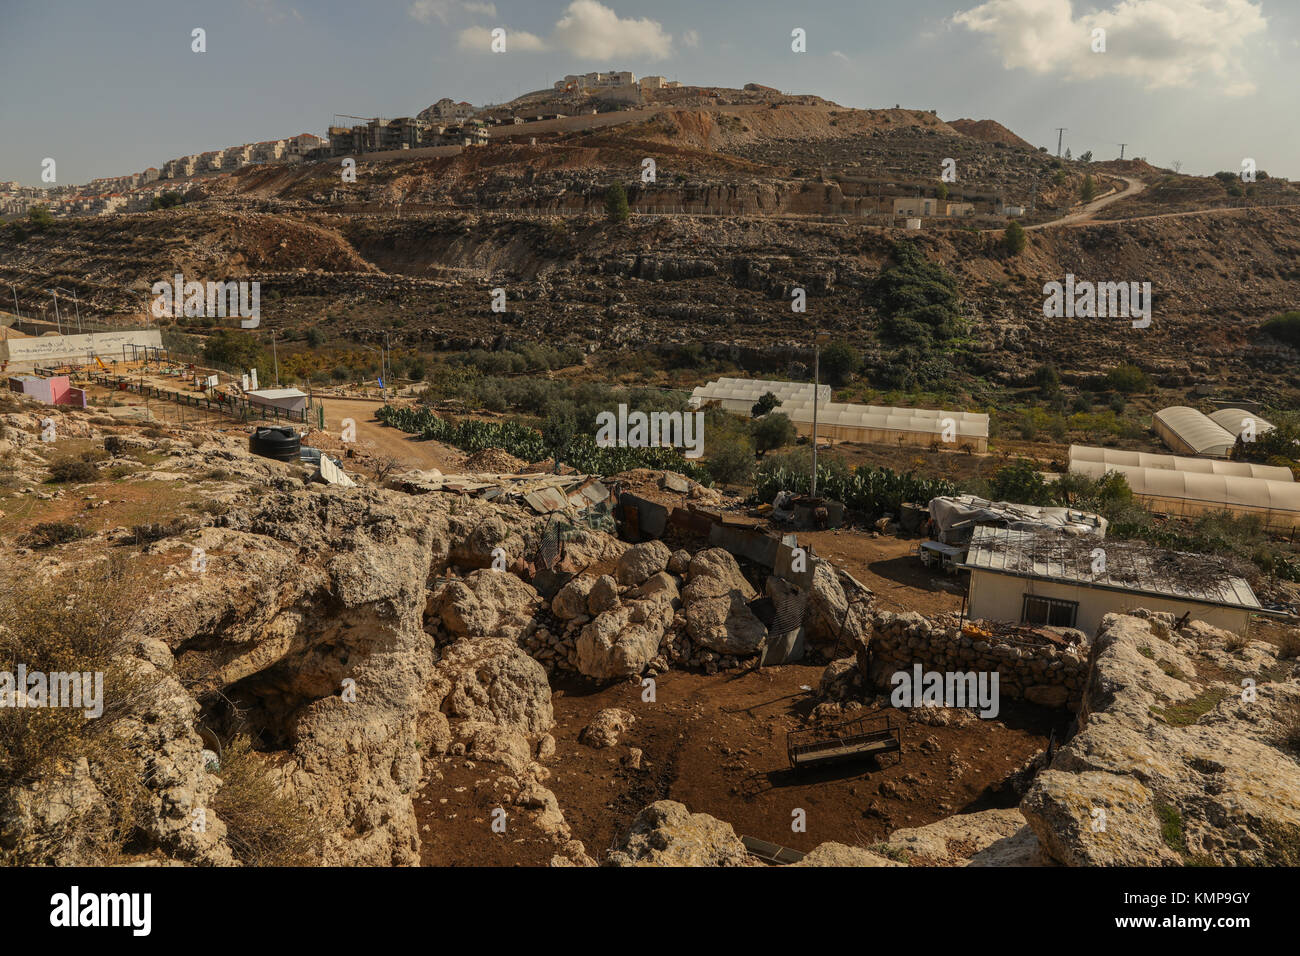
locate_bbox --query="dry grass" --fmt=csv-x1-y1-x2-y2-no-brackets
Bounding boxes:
212,735,325,865
0,559,155,864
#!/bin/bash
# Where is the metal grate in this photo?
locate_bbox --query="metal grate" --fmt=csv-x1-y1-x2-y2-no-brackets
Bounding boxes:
539,518,562,570
769,591,808,639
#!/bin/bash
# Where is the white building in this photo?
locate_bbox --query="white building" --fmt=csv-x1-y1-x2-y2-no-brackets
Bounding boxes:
246,388,309,415
961,526,1273,637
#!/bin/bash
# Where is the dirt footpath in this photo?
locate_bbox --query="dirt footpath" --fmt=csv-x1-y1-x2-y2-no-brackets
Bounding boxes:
316,397,462,472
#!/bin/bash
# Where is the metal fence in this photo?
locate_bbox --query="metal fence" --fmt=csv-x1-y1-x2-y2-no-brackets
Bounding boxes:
81,369,320,426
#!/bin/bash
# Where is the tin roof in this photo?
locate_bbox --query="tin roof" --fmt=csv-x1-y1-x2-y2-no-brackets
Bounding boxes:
961,526,1264,612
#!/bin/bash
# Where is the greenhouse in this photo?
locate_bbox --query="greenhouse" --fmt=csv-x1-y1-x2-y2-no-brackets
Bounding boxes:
1068,459,1300,531
1207,407,1276,440
690,378,989,452
1152,406,1236,458
688,378,829,415
1068,444,1294,482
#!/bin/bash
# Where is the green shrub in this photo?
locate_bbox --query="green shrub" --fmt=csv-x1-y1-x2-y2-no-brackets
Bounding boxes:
751,412,796,453
20,522,90,548
820,341,859,385
987,459,1053,505
1102,363,1149,393
605,182,629,223
1261,311,1300,348
751,391,780,418
48,458,97,483
1002,221,1027,255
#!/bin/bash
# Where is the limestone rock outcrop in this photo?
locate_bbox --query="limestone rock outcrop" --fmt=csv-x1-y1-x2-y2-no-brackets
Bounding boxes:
682,548,767,655
1020,612,1300,866
606,800,758,867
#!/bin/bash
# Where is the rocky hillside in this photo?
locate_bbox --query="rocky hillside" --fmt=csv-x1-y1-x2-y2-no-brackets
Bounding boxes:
2,393,1296,867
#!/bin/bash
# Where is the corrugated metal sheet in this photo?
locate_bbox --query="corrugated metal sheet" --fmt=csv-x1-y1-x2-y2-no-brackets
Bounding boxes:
963,526,1262,610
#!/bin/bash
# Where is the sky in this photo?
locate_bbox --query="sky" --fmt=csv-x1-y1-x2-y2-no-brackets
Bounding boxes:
2,0,1297,187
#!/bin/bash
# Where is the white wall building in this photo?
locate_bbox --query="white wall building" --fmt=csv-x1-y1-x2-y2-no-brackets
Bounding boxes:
961,527,1273,637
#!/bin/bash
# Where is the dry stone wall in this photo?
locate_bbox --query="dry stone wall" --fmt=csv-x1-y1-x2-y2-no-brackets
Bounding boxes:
863,610,1088,711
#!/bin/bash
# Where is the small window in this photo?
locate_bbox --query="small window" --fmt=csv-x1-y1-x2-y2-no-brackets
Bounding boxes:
1021,594,1078,628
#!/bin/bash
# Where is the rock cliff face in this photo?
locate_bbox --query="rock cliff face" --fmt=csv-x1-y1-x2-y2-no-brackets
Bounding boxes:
105,478,620,865
1020,612,1300,866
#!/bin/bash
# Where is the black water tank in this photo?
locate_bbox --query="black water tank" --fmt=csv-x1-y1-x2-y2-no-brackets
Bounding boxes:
249,426,301,462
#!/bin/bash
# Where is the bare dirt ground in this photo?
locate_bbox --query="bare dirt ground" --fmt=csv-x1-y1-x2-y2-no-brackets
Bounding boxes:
316,397,462,471
416,665,1066,865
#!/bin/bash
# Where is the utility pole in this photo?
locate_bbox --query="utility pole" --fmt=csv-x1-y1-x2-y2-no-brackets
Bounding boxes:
9,283,20,320
1055,128,1067,158
49,289,63,335
810,332,829,499
1118,143,1127,160
271,331,280,387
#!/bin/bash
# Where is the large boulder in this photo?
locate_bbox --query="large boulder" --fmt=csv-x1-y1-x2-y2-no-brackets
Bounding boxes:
551,575,595,620
575,581,676,679
682,548,766,655
684,548,756,602
879,808,1047,866
437,569,541,641
428,637,554,741
792,843,903,867
586,574,621,615
616,540,672,587
806,562,872,649
606,801,758,867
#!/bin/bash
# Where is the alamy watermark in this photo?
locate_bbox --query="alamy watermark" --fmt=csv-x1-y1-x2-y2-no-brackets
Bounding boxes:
151,273,260,328
1042,274,1151,329
891,664,1000,719
0,666,104,718
595,404,704,459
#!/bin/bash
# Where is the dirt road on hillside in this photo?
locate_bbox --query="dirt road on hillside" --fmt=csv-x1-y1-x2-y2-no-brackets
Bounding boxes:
1025,175,1146,230
315,397,462,471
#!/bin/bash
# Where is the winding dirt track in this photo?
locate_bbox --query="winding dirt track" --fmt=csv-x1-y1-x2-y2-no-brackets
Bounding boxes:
1025,175,1146,230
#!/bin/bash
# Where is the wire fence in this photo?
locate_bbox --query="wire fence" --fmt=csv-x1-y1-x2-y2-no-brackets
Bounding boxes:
80,369,320,427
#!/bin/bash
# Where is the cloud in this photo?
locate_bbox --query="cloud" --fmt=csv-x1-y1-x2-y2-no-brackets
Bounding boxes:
245,0,303,24
410,0,496,24
952,0,1266,95
682,29,701,49
454,1,674,59
456,26,546,51
552,0,673,59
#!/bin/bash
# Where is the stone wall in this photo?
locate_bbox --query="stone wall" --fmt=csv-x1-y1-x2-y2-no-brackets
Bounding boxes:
862,610,1088,710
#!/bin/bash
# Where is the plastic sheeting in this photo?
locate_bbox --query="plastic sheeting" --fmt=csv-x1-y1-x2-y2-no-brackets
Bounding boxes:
1068,459,1300,531
1069,444,1293,482
1153,406,1235,458
928,495,1107,546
